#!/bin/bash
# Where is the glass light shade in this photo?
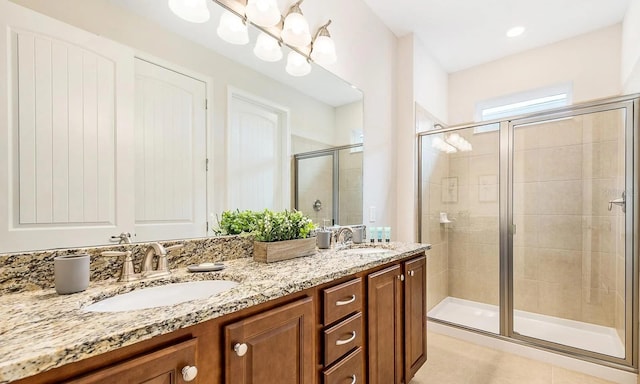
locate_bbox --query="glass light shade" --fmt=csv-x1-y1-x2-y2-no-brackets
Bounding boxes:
246,0,281,27
310,35,337,65
285,51,311,77
168,0,210,23
281,12,311,48
217,11,249,45
253,32,283,62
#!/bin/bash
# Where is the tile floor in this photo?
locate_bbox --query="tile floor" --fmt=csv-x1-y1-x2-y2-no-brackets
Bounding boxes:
410,332,618,384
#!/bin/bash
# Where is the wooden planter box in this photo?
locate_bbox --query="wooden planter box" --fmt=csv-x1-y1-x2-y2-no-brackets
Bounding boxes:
253,237,317,263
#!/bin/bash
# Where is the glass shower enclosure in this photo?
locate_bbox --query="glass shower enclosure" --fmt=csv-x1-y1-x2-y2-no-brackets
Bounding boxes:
419,95,638,368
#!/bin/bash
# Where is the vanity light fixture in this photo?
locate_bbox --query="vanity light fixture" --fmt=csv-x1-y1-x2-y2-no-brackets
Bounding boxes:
285,50,311,76
246,0,281,27
217,10,250,45
168,0,210,23
254,32,283,62
310,20,337,65
281,0,312,48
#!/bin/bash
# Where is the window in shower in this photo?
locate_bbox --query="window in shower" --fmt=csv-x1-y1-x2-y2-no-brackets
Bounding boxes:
421,124,501,334
474,84,572,133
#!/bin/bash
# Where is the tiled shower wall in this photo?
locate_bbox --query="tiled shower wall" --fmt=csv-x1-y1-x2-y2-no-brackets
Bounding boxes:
513,110,624,329
425,109,626,334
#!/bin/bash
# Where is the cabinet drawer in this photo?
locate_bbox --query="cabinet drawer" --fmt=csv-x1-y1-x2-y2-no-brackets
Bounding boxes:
324,312,363,365
323,347,364,384
324,277,363,325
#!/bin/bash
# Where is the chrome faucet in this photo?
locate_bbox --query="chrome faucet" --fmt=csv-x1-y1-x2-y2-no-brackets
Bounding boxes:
141,242,183,278
333,226,354,246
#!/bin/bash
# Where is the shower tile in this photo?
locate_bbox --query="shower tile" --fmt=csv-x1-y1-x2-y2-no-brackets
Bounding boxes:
539,145,582,181
514,149,541,183
514,182,539,215
514,124,540,150
449,156,469,186
539,281,582,321
514,278,540,313
536,180,583,215
448,241,468,270
537,215,583,251
537,117,583,148
581,288,615,327
537,248,582,284
513,215,539,247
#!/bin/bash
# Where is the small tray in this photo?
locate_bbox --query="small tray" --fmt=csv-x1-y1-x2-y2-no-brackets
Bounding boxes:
187,262,225,272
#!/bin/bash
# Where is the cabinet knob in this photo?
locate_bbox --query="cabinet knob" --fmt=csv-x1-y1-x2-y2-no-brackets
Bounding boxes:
181,365,198,382
408,270,415,277
234,342,248,357
397,274,405,281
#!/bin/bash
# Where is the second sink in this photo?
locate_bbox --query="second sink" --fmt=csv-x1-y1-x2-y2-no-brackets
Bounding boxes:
84,280,239,313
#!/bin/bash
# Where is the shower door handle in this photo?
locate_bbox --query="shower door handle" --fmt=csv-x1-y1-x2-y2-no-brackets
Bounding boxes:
608,191,626,213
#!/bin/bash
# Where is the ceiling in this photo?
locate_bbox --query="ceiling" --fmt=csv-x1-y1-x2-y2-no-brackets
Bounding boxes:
361,0,631,73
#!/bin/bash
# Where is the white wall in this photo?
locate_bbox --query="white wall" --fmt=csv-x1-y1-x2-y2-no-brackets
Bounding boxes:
622,0,640,93
395,34,448,241
449,24,622,125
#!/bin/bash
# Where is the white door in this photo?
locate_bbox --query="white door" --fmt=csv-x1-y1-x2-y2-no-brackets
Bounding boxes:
227,93,289,211
0,1,135,253
134,59,207,241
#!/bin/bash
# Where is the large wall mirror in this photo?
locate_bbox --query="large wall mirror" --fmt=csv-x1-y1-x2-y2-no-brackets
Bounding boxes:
0,0,363,253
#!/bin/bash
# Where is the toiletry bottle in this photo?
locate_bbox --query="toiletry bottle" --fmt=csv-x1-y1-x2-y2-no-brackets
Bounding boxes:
377,227,383,243
384,227,391,243
368,227,375,243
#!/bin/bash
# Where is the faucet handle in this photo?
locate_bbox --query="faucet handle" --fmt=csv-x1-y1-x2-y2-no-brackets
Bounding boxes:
100,250,139,282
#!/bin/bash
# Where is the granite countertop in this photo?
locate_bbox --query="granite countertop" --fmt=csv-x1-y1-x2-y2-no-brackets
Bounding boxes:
0,242,429,383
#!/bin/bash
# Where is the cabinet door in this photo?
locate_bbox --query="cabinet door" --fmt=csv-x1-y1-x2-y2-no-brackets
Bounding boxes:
404,256,427,381
66,339,198,384
225,297,315,384
367,264,403,384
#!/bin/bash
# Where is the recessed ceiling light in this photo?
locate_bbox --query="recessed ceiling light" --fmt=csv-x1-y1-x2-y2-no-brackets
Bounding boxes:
506,26,525,38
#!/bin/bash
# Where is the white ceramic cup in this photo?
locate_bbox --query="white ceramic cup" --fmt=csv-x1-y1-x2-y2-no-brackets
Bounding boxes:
54,254,90,294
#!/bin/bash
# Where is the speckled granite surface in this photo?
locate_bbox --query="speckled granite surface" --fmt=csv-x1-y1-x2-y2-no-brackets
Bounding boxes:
0,236,253,294
0,241,429,383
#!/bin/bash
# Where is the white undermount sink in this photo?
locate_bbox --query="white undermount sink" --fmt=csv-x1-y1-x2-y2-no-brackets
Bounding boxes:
84,280,239,313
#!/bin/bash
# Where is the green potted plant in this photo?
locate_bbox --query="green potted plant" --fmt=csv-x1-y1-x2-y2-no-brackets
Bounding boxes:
215,209,317,262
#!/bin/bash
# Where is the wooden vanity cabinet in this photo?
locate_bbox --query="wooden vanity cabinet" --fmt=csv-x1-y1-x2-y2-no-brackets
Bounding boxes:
65,339,198,384
367,255,427,384
223,296,315,384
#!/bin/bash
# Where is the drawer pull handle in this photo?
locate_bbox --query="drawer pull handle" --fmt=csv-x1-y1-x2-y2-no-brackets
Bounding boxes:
234,343,248,357
181,365,198,382
336,331,357,346
336,295,356,306
349,374,357,384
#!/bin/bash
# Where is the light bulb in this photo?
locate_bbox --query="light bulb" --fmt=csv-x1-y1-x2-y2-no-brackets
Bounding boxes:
217,11,249,45
254,32,283,62
286,51,311,77
282,11,311,47
246,0,281,27
168,0,210,23
311,35,336,65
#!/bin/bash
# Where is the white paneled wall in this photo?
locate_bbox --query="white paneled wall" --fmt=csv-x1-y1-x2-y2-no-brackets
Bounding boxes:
16,31,116,225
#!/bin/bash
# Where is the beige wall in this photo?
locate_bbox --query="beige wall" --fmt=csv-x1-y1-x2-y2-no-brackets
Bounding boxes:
448,24,622,125
622,0,640,93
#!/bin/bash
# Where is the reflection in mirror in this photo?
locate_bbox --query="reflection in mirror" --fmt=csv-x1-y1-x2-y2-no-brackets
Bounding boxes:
294,144,363,226
1,0,363,253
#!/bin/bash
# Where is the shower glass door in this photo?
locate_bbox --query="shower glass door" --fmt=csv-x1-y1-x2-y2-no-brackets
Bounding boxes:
510,102,634,363
422,124,501,334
